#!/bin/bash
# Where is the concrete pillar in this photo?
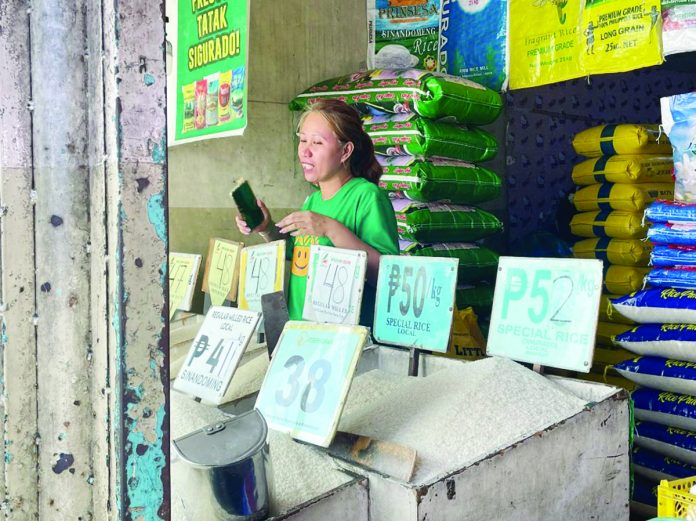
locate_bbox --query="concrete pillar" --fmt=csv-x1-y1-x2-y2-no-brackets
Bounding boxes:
0,0,168,519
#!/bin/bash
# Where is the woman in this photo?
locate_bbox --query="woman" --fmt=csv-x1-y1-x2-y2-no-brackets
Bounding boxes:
235,99,399,325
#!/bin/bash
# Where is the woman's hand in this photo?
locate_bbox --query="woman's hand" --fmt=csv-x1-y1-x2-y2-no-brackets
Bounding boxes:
235,199,271,235
276,211,337,238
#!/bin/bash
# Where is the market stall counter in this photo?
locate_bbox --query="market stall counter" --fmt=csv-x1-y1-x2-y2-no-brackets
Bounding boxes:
172,343,629,520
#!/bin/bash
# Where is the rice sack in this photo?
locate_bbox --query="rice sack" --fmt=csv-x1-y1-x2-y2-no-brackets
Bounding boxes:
289,69,504,126
572,124,672,157
571,155,674,185
593,345,636,367
632,445,696,481
652,245,696,267
570,210,647,239
573,238,651,266
603,265,649,295
648,223,696,246
363,113,498,163
392,199,502,243
571,183,674,212
399,240,498,284
612,288,696,324
645,200,696,224
599,293,635,325
614,324,696,362
596,321,633,346
631,474,659,508
647,268,696,290
634,420,696,466
455,284,494,316
632,387,696,431
378,155,501,204
614,356,696,395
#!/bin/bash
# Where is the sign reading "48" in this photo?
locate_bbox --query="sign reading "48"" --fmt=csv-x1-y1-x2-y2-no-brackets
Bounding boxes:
174,306,261,403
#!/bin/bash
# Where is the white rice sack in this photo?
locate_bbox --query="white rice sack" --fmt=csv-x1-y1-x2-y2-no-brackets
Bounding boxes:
632,387,696,431
612,288,696,324
614,356,696,395
634,420,696,466
613,324,696,361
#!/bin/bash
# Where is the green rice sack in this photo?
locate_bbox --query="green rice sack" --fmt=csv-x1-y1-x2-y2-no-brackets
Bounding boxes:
378,155,501,204
399,240,499,283
456,284,495,315
392,199,503,242
289,69,503,126
363,113,498,163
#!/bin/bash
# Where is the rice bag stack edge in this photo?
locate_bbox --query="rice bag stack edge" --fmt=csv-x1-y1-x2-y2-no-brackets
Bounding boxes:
569,125,672,377
290,69,506,357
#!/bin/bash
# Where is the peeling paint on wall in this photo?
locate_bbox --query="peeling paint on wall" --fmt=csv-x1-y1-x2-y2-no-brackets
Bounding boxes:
125,404,166,519
147,192,167,245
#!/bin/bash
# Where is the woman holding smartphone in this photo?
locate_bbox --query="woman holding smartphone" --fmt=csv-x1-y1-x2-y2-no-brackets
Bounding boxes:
235,99,399,326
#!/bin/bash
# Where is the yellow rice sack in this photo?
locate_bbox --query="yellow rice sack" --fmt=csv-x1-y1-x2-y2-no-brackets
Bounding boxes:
435,307,487,361
572,183,674,212
572,124,672,157
604,265,649,295
570,210,647,239
571,155,674,186
599,293,636,325
573,238,651,266
596,320,634,346
593,344,635,367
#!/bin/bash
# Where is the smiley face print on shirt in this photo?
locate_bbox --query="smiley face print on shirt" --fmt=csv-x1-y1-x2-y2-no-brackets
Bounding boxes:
291,235,319,277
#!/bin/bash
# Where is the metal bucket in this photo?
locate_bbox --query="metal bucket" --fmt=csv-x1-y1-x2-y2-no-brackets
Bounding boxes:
173,409,270,520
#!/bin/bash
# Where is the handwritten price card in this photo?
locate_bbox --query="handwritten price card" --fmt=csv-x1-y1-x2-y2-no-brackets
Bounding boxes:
373,255,458,352
303,246,367,325
487,257,603,372
169,253,202,319
202,238,243,306
173,306,261,403
255,321,368,447
238,240,285,311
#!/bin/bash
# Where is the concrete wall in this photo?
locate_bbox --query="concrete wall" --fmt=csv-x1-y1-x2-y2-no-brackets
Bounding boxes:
167,0,370,311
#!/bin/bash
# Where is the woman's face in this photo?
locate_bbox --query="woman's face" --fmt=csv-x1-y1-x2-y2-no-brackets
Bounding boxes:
297,112,348,184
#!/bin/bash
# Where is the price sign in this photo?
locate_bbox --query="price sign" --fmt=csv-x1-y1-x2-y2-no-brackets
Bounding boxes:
202,238,243,306
373,255,458,352
255,321,368,447
303,246,367,325
487,257,603,372
169,253,202,319
173,306,261,403
238,240,285,311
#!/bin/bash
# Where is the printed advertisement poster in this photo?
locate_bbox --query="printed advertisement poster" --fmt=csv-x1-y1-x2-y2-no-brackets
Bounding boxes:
580,0,663,74
509,0,584,89
367,0,442,71
174,0,249,145
439,0,509,91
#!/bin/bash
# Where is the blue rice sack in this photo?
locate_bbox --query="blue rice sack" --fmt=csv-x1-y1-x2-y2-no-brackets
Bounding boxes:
611,288,696,324
614,324,696,361
634,420,696,466
648,223,696,246
632,387,696,431
647,268,696,290
631,474,658,508
645,200,696,224
632,445,696,481
652,245,696,267
614,356,696,395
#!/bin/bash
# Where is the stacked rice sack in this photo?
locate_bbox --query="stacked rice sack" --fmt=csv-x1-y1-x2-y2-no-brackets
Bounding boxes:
605,203,696,512
290,69,505,348
568,124,674,385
